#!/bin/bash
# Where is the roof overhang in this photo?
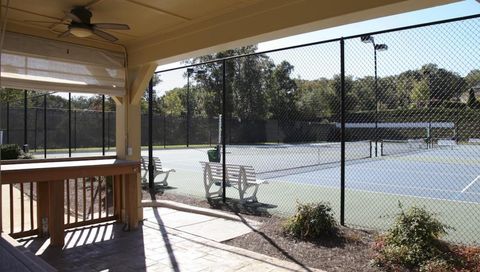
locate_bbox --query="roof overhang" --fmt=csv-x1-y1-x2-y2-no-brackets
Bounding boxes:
1,0,459,94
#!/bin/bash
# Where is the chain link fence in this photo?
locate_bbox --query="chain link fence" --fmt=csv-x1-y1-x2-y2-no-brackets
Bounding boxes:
1,14,479,244
148,15,480,244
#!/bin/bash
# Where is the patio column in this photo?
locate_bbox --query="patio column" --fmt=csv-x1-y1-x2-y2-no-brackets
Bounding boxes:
114,63,156,229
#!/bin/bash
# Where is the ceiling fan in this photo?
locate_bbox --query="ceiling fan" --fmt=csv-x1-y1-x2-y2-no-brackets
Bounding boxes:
60,6,129,42
27,6,130,42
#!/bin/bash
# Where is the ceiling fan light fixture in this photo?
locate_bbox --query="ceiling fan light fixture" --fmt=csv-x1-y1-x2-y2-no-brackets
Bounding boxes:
69,25,93,37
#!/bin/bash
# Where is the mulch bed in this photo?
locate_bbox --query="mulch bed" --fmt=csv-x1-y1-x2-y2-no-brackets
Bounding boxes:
142,189,380,272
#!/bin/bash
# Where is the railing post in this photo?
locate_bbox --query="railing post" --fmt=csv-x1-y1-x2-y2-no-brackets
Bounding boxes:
340,38,346,226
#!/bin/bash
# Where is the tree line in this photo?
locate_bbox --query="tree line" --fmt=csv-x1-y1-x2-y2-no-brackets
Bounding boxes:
2,45,480,121
158,46,480,122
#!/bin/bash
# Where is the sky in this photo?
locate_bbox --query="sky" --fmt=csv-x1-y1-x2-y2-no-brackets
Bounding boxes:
153,0,480,97
63,0,480,100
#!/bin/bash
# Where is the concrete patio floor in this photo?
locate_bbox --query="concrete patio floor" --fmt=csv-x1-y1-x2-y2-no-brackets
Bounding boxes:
17,207,322,272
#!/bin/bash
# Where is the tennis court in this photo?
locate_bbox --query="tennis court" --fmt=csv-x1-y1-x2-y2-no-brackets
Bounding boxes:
154,141,480,203
148,140,480,243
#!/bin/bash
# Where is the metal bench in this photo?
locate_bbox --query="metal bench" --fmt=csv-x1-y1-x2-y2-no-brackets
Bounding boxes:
141,156,175,187
200,161,267,202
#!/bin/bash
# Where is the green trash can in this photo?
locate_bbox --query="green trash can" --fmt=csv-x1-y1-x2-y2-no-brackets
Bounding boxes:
207,145,221,162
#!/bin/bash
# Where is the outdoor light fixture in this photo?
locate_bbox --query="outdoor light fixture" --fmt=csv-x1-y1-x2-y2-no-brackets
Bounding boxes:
361,35,374,43
360,35,389,157
69,25,93,38
375,44,388,51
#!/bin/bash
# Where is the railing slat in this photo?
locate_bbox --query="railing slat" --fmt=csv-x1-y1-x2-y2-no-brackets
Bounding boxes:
66,179,70,224
9,184,14,234
75,178,78,223
90,177,94,220
99,177,103,219
83,178,86,221
20,183,24,232
30,182,34,231
105,177,109,217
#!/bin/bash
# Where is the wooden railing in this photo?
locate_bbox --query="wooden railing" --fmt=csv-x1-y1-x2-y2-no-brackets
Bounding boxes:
1,157,140,246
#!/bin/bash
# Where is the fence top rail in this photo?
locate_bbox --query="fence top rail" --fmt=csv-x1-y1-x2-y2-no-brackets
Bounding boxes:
154,13,480,75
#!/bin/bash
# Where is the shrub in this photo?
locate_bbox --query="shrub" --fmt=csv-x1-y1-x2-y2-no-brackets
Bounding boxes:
0,144,21,160
19,151,34,160
372,205,451,270
283,202,337,241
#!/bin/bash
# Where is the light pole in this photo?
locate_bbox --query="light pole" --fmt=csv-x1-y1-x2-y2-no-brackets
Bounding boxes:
361,35,388,157
186,68,206,147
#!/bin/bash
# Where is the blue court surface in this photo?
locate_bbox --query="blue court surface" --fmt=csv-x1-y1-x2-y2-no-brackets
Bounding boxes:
269,148,480,204
154,143,480,204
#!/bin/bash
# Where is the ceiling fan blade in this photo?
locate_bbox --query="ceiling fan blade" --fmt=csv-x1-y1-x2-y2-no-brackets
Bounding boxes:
92,28,118,42
93,23,130,30
24,20,66,24
64,11,82,23
58,30,71,38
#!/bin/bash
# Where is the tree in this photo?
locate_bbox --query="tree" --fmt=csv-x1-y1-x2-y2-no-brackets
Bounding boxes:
411,79,430,108
295,78,334,118
267,61,297,120
467,88,480,109
328,74,356,112
162,87,186,116
465,69,480,89
186,45,277,120
420,64,466,102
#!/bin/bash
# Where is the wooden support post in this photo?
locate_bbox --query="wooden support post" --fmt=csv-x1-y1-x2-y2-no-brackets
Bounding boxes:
124,173,139,230
36,182,49,237
48,181,64,247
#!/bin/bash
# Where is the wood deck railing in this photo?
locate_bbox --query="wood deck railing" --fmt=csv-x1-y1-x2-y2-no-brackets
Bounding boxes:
1,157,140,246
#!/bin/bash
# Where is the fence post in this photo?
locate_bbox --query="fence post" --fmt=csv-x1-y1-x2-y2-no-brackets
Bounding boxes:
44,94,47,159
107,112,110,150
163,110,166,148
340,38,346,226
6,101,9,144
34,108,38,151
102,95,106,156
24,90,28,150
69,93,72,157
148,79,154,189
222,60,227,203
74,110,77,150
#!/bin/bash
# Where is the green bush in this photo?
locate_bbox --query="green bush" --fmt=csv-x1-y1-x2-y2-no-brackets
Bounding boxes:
0,144,21,160
372,205,451,270
283,202,337,241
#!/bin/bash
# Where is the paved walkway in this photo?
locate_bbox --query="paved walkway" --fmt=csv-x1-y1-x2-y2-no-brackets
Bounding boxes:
18,207,322,272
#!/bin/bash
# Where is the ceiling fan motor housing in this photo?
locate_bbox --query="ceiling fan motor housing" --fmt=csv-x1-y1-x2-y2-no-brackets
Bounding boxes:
71,7,92,24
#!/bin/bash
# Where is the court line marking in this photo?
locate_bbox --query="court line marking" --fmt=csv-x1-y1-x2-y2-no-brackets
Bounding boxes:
462,175,480,193
272,178,480,206
272,174,480,197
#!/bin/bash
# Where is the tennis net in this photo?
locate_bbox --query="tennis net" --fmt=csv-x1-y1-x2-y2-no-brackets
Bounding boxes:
380,139,428,157
225,140,372,178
